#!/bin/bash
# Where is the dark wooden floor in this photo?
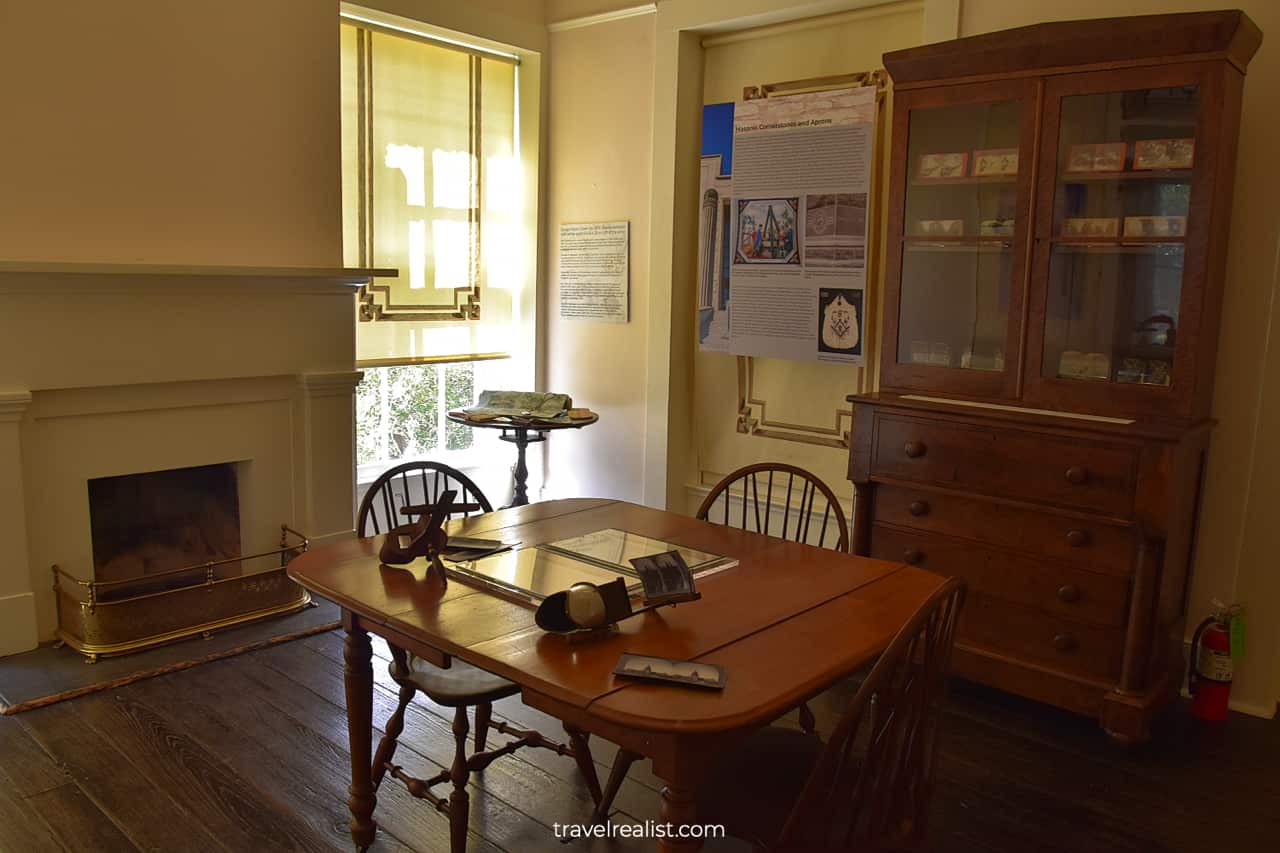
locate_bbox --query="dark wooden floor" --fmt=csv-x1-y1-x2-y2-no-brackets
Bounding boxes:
2,629,1277,852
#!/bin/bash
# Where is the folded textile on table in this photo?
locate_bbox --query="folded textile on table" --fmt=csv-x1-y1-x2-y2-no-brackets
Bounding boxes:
452,390,573,424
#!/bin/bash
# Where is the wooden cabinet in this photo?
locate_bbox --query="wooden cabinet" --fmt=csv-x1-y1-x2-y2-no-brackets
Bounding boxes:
849,11,1261,742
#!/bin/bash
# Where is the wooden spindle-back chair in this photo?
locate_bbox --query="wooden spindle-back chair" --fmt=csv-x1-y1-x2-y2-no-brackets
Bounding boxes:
356,460,493,538
776,575,966,850
691,576,966,851
695,462,850,552
355,461,602,851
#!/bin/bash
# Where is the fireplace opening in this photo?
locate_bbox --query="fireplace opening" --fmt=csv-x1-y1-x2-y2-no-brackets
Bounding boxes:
56,461,311,660
88,462,242,596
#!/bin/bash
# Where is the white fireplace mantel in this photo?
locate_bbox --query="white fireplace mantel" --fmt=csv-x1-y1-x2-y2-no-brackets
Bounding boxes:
0,263,389,656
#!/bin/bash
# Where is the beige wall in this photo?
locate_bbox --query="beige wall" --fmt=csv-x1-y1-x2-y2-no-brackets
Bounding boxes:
0,0,343,268
543,12,657,501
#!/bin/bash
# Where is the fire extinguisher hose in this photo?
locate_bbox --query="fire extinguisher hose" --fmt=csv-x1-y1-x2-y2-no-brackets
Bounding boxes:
1187,616,1216,695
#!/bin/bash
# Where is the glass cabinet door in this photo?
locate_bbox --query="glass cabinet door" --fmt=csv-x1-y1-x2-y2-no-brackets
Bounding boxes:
1029,70,1206,414
882,81,1034,397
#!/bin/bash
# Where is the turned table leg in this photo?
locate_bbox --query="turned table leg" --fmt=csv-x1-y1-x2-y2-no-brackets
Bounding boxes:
343,620,378,851
449,706,472,853
658,781,704,852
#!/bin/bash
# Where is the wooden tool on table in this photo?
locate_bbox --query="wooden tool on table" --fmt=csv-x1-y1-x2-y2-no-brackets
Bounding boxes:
377,489,457,579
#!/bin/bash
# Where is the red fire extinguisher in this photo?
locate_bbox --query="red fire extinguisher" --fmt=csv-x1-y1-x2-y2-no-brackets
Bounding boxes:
1188,600,1242,722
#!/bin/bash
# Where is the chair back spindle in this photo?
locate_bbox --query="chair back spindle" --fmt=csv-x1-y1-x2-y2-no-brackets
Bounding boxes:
697,463,849,552
356,461,493,537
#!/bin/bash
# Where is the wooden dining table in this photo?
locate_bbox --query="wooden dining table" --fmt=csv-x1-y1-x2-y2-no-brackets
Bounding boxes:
287,498,945,852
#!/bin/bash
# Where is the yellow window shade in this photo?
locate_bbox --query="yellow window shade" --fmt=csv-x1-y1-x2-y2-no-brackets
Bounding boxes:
341,19,523,362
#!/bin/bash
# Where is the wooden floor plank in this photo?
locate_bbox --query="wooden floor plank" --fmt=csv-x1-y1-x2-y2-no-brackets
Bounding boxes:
25,784,141,853
119,667,395,852
306,628,667,821
0,714,70,797
17,701,233,853
162,656,490,853
251,641,631,852
0,777,67,853
263,637,652,851
66,689,330,852
5,628,1280,853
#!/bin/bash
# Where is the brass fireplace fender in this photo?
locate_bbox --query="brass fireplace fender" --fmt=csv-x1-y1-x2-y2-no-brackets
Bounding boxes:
53,525,313,663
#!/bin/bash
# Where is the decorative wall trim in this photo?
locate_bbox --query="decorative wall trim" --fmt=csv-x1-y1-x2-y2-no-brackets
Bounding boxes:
735,357,852,449
0,391,32,423
299,371,365,397
548,3,657,33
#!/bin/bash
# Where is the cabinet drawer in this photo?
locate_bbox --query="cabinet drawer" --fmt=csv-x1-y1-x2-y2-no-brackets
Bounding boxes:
957,592,1124,682
872,483,1134,576
871,415,1136,516
870,525,1130,627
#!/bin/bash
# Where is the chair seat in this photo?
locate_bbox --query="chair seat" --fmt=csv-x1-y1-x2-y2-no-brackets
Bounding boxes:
698,726,823,849
390,653,520,707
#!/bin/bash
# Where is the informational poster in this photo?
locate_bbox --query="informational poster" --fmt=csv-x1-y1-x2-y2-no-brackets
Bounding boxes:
559,221,630,323
723,87,875,364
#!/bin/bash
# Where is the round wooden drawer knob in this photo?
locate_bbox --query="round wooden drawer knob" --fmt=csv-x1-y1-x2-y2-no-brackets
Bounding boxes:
904,441,928,459
909,500,931,517
1053,632,1078,652
1057,584,1081,603
903,548,924,565
1064,466,1089,484
1065,529,1089,547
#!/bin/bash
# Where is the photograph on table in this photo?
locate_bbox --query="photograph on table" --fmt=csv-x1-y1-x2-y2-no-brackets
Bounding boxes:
734,198,801,264
629,550,697,604
614,653,727,690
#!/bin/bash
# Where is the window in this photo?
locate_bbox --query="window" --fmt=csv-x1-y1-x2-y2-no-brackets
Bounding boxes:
340,10,533,479
355,362,475,466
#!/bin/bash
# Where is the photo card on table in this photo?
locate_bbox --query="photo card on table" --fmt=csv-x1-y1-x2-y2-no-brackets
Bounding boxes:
629,550,698,604
613,653,726,690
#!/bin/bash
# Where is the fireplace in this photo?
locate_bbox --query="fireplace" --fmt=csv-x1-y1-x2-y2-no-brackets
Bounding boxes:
0,263,373,659
51,461,312,660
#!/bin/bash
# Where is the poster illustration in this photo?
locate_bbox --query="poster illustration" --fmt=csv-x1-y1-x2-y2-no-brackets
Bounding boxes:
721,86,874,365
696,102,734,352
817,287,862,356
735,198,800,264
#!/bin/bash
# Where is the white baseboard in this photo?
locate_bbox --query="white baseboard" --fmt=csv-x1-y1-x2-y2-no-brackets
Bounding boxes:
0,592,39,657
